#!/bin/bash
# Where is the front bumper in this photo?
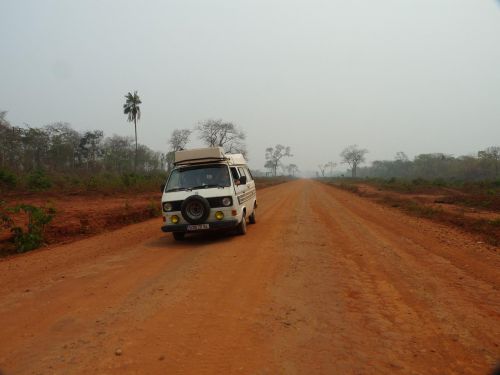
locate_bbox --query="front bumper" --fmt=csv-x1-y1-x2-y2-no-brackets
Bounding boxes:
161,219,239,233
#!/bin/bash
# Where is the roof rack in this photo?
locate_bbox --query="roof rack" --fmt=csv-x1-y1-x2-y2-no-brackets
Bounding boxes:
174,147,227,166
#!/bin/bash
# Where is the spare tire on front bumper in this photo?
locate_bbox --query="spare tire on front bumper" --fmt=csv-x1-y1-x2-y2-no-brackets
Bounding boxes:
181,195,211,224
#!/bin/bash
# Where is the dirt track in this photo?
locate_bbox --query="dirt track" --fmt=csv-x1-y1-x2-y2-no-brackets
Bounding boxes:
0,180,498,375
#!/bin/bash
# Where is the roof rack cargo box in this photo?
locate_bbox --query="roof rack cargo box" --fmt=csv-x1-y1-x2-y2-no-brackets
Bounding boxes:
174,147,226,165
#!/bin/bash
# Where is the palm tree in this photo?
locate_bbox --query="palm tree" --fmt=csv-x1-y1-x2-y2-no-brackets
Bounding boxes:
123,91,142,171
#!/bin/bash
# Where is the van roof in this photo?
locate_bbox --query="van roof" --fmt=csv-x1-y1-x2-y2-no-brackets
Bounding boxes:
174,147,247,166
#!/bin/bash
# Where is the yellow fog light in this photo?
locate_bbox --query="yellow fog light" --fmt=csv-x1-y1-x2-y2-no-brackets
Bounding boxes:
215,211,224,220
171,215,179,224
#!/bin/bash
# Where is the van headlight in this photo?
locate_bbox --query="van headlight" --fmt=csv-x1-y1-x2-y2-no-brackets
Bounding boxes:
222,197,232,207
163,202,173,212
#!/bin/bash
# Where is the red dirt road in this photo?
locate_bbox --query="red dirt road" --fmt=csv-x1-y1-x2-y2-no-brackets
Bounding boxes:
0,180,498,374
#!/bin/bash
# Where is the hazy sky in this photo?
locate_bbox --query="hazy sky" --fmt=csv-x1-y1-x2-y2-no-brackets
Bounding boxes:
1,0,499,173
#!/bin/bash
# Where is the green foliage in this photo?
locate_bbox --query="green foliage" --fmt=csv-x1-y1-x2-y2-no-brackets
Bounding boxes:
356,148,500,181
121,173,139,187
85,176,98,191
5,204,55,253
148,198,161,216
0,169,17,189
0,170,167,194
27,170,52,190
489,218,500,227
0,201,13,229
0,113,166,177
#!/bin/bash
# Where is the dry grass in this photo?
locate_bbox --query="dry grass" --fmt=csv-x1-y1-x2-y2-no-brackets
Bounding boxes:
324,179,500,246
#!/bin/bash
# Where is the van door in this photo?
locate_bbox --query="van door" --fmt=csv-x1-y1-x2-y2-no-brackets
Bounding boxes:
243,167,256,212
237,166,252,208
230,167,246,206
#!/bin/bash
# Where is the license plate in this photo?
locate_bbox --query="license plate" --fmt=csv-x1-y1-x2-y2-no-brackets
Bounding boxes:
187,224,209,231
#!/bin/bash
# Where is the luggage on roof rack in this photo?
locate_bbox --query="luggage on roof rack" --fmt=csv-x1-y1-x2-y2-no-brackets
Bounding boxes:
174,147,227,165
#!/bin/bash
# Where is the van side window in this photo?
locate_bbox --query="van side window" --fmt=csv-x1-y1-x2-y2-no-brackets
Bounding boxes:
237,167,247,178
230,167,240,180
245,168,254,181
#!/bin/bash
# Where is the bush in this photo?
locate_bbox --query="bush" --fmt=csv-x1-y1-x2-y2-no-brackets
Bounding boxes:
0,201,13,229
0,169,17,189
27,170,52,190
8,204,56,252
85,176,98,191
121,173,138,188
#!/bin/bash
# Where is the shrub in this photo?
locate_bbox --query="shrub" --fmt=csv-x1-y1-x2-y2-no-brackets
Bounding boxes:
0,201,13,229
338,182,359,193
27,170,52,190
0,169,17,189
121,173,138,188
411,178,427,186
8,204,56,252
85,176,98,191
148,198,161,216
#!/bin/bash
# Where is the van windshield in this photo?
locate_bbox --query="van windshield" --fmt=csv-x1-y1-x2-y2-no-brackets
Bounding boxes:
166,164,231,192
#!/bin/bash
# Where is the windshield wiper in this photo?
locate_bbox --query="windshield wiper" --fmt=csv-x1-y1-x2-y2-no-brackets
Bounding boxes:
166,187,192,192
191,184,227,190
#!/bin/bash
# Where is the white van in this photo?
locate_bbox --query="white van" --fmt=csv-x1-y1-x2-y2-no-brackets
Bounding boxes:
161,147,257,240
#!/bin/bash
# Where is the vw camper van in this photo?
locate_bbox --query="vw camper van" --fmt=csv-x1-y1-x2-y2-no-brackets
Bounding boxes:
161,147,257,240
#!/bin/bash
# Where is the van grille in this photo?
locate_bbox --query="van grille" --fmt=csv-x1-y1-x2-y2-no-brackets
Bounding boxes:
166,197,232,211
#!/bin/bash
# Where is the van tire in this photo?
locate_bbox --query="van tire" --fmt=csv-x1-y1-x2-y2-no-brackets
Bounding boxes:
173,232,185,241
249,209,256,224
237,215,247,235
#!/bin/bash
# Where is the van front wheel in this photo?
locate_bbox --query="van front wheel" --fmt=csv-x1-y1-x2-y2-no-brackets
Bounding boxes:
237,216,247,235
249,209,256,224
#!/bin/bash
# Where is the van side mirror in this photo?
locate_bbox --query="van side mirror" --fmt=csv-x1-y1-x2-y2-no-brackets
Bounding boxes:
160,184,165,192
239,176,247,185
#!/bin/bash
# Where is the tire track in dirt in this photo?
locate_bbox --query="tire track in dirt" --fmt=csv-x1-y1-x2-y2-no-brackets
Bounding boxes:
0,180,498,375
308,182,499,374
0,182,301,374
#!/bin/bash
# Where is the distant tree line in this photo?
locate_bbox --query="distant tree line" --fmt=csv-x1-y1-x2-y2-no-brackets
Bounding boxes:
0,111,165,176
356,148,500,181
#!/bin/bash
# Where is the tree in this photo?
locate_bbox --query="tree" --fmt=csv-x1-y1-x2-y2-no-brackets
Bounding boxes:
169,129,192,152
78,130,104,171
265,145,292,176
45,122,80,170
340,145,368,177
0,112,23,170
395,151,409,162
102,135,134,172
287,164,299,177
413,153,453,179
0,111,8,127
264,160,274,176
21,126,50,171
197,119,246,155
325,161,337,177
478,146,500,178
317,164,326,177
123,91,142,171
392,152,411,177
166,129,192,171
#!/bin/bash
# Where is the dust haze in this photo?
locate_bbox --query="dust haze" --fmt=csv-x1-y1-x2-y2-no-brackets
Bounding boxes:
1,0,499,174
